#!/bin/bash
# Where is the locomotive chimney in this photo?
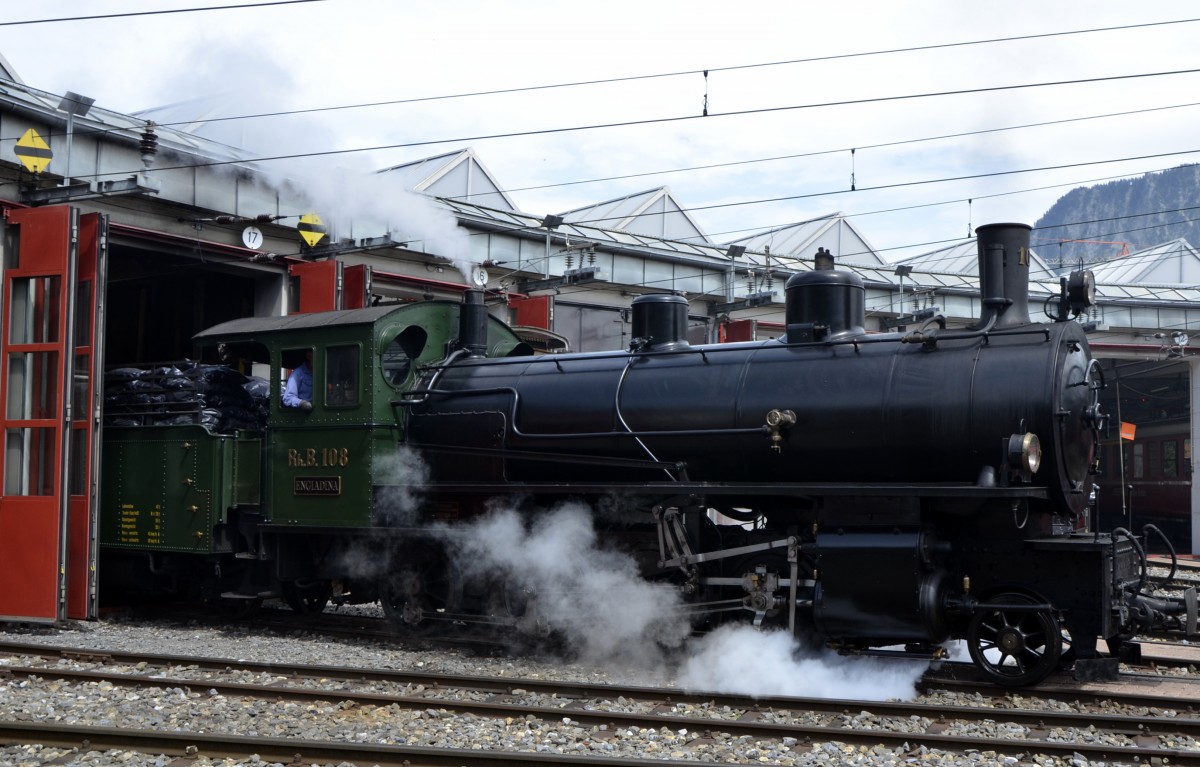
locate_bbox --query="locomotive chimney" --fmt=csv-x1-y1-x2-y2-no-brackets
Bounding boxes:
974,223,1032,330
784,247,866,343
457,289,488,357
630,293,690,352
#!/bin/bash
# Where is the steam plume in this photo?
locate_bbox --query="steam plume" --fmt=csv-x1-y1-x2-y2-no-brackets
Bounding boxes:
447,502,692,668
678,624,927,701
373,445,430,527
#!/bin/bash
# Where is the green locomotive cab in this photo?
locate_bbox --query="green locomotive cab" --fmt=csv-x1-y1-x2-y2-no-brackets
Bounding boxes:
99,293,530,615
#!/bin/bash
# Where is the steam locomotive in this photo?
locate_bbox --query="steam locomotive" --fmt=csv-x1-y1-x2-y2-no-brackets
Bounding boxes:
100,222,1197,687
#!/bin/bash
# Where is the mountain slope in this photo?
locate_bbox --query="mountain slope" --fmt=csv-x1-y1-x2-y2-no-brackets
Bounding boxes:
1033,164,1200,268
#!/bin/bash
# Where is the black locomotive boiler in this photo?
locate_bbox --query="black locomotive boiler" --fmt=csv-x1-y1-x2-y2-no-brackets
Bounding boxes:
402,223,1197,685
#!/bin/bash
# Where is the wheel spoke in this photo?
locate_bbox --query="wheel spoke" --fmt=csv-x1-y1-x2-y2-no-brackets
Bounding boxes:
967,593,1063,686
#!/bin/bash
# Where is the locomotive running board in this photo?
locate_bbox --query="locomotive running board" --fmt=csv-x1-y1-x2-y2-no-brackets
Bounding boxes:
421,480,1051,499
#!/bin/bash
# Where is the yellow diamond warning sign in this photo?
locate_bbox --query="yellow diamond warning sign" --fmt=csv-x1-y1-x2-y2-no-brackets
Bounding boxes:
298,212,327,247
14,128,52,173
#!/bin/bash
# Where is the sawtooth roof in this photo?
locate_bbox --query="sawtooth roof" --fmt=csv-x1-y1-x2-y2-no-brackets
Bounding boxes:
557,187,710,244
722,213,885,268
892,238,1057,281
377,147,518,211
1086,239,1200,285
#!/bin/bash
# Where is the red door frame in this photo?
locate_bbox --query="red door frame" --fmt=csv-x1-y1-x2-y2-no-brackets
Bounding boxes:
341,264,371,309
66,212,107,619
0,206,104,622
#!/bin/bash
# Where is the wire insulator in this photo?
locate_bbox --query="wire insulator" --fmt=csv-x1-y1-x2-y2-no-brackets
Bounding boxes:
139,121,158,170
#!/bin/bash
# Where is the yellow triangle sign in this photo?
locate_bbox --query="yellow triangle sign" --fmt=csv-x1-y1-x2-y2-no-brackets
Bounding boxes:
298,212,327,247
14,128,52,173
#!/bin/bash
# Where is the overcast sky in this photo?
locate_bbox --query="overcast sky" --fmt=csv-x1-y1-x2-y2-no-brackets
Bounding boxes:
2,0,1198,263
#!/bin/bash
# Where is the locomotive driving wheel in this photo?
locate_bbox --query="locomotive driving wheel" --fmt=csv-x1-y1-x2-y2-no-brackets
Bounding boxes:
282,580,331,614
967,593,1062,687
380,548,463,635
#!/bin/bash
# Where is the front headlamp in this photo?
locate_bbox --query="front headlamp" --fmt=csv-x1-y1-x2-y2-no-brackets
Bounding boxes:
1007,432,1042,477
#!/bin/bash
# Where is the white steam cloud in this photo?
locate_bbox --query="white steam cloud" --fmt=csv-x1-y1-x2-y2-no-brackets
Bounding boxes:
339,429,928,699
149,40,482,283
372,445,431,527
444,501,928,700
447,502,692,668
678,624,927,701
299,169,479,282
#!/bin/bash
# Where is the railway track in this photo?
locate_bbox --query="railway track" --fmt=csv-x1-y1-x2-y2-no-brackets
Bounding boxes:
4,717,1196,767
3,638,1198,711
0,722,711,767
3,640,1200,766
139,596,1200,673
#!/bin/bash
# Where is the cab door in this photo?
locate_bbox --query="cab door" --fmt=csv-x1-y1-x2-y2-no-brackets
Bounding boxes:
0,206,107,622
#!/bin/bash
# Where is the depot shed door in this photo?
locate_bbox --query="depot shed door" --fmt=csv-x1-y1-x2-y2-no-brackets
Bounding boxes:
0,206,107,622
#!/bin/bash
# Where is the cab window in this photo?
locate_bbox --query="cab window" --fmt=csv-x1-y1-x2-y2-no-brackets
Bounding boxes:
325,345,359,407
280,347,313,410
381,326,428,388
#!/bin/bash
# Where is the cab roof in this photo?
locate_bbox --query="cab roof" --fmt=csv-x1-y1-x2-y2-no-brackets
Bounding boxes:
193,305,407,342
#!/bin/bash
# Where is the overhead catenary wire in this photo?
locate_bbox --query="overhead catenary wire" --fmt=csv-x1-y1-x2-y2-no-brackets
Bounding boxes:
11,94,1199,224
453,101,1200,199
64,132,1200,283
697,162,1200,243
16,103,1200,248
25,65,1200,183
566,149,1200,229
0,0,328,26
7,14,1193,130
5,12,1198,274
